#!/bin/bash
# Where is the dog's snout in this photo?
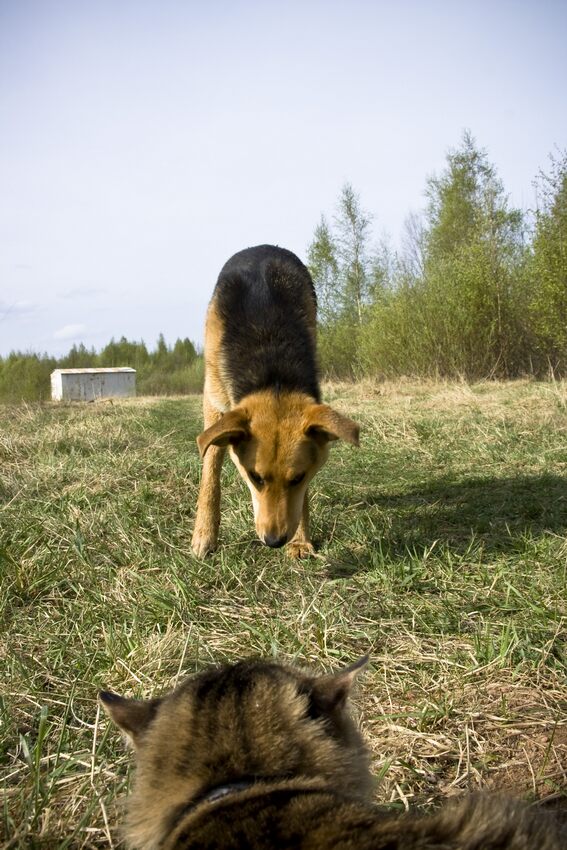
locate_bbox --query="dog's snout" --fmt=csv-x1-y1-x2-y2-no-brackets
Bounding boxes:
264,533,288,549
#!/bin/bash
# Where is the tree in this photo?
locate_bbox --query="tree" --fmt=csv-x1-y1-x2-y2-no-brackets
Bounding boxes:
400,211,427,282
99,336,150,368
172,337,197,368
527,150,567,371
153,333,169,366
59,343,97,368
334,183,373,323
368,238,394,303
307,215,339,324
0,351,56,401
421,131,525,376
306,184,375,376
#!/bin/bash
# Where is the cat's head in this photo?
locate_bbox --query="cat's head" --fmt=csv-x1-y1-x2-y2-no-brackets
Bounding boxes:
100,656,372,848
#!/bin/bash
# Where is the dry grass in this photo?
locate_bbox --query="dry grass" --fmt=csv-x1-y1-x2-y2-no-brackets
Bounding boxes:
1,381,566,847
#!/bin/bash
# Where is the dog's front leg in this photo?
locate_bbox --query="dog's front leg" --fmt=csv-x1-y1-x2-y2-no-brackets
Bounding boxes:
192,443,226,556
287,490,315,559
192,397,227,557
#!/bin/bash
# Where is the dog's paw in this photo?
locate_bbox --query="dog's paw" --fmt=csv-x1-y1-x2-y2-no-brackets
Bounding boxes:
287,540,316,559
191,528,217,558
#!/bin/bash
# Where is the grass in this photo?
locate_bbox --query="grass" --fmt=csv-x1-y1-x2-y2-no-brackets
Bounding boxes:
1,379,566,847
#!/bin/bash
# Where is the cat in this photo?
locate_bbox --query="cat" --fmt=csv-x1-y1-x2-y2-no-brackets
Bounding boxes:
100,656,564,850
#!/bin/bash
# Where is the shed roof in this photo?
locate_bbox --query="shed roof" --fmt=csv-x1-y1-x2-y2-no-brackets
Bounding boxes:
51,368,136,375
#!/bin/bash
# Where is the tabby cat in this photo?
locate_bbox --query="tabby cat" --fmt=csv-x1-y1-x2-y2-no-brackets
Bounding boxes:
100,656,563,849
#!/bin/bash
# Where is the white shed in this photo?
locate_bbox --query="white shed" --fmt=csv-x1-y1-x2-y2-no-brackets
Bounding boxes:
51,368,136,401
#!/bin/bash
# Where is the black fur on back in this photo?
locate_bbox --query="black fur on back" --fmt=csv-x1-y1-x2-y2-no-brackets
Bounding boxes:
213,245,320,403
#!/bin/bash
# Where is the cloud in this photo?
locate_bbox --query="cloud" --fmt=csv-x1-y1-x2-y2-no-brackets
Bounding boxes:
58,286,106,300
0,300,38,319
53,323,87,340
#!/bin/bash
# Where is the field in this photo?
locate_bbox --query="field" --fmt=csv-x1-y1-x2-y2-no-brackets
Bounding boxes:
1,380,566,848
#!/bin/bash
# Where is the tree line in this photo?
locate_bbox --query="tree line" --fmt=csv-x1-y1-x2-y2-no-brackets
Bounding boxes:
1,131,566,401
308,132,567,379
0,334,204,402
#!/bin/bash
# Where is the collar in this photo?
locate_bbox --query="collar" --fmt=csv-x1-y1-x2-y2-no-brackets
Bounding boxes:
164,775,333,843
195,778,256,806
164,776,270,841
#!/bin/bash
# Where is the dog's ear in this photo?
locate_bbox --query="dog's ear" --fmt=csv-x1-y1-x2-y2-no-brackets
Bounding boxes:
99,691,161,747
310,655,369,711
196,409,250,457
304,404,360,446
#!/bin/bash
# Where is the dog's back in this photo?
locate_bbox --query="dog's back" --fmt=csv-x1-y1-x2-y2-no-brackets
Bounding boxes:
212,245,320,403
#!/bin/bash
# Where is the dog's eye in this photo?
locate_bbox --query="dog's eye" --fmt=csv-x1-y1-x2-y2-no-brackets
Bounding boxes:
248,470,264,487
289,472,305,487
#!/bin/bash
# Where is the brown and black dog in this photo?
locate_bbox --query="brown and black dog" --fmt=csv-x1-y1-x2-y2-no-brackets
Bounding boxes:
191,245,359,558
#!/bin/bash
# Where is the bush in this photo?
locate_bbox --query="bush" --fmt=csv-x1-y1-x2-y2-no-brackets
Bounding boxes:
0,353,56,402
137,359,204,395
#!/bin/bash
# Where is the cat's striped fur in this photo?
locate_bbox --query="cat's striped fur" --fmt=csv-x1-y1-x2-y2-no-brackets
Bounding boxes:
101,657,563,849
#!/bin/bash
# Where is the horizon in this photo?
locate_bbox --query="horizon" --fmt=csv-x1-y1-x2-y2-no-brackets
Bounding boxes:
1,0,566,357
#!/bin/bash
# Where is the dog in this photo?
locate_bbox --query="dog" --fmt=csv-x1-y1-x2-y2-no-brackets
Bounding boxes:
100,657,564,850
191,245,359,558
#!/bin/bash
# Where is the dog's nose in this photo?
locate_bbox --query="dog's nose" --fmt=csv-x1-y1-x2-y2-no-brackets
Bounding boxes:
264,533,288,548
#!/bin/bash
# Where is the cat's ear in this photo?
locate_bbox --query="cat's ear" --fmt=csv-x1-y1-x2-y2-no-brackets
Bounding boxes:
99,691,161,746
311,655,369,711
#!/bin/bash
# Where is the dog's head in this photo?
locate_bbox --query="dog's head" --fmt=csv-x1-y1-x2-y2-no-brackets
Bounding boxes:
197,392,359,548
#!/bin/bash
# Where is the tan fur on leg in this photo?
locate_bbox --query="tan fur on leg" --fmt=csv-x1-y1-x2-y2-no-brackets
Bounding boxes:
288,491,315,558
192,399,226,557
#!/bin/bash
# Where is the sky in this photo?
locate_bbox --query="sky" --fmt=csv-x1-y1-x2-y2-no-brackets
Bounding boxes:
1,0,566,357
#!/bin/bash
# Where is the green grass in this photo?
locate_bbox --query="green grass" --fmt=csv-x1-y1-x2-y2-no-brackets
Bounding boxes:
1,381,566,847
